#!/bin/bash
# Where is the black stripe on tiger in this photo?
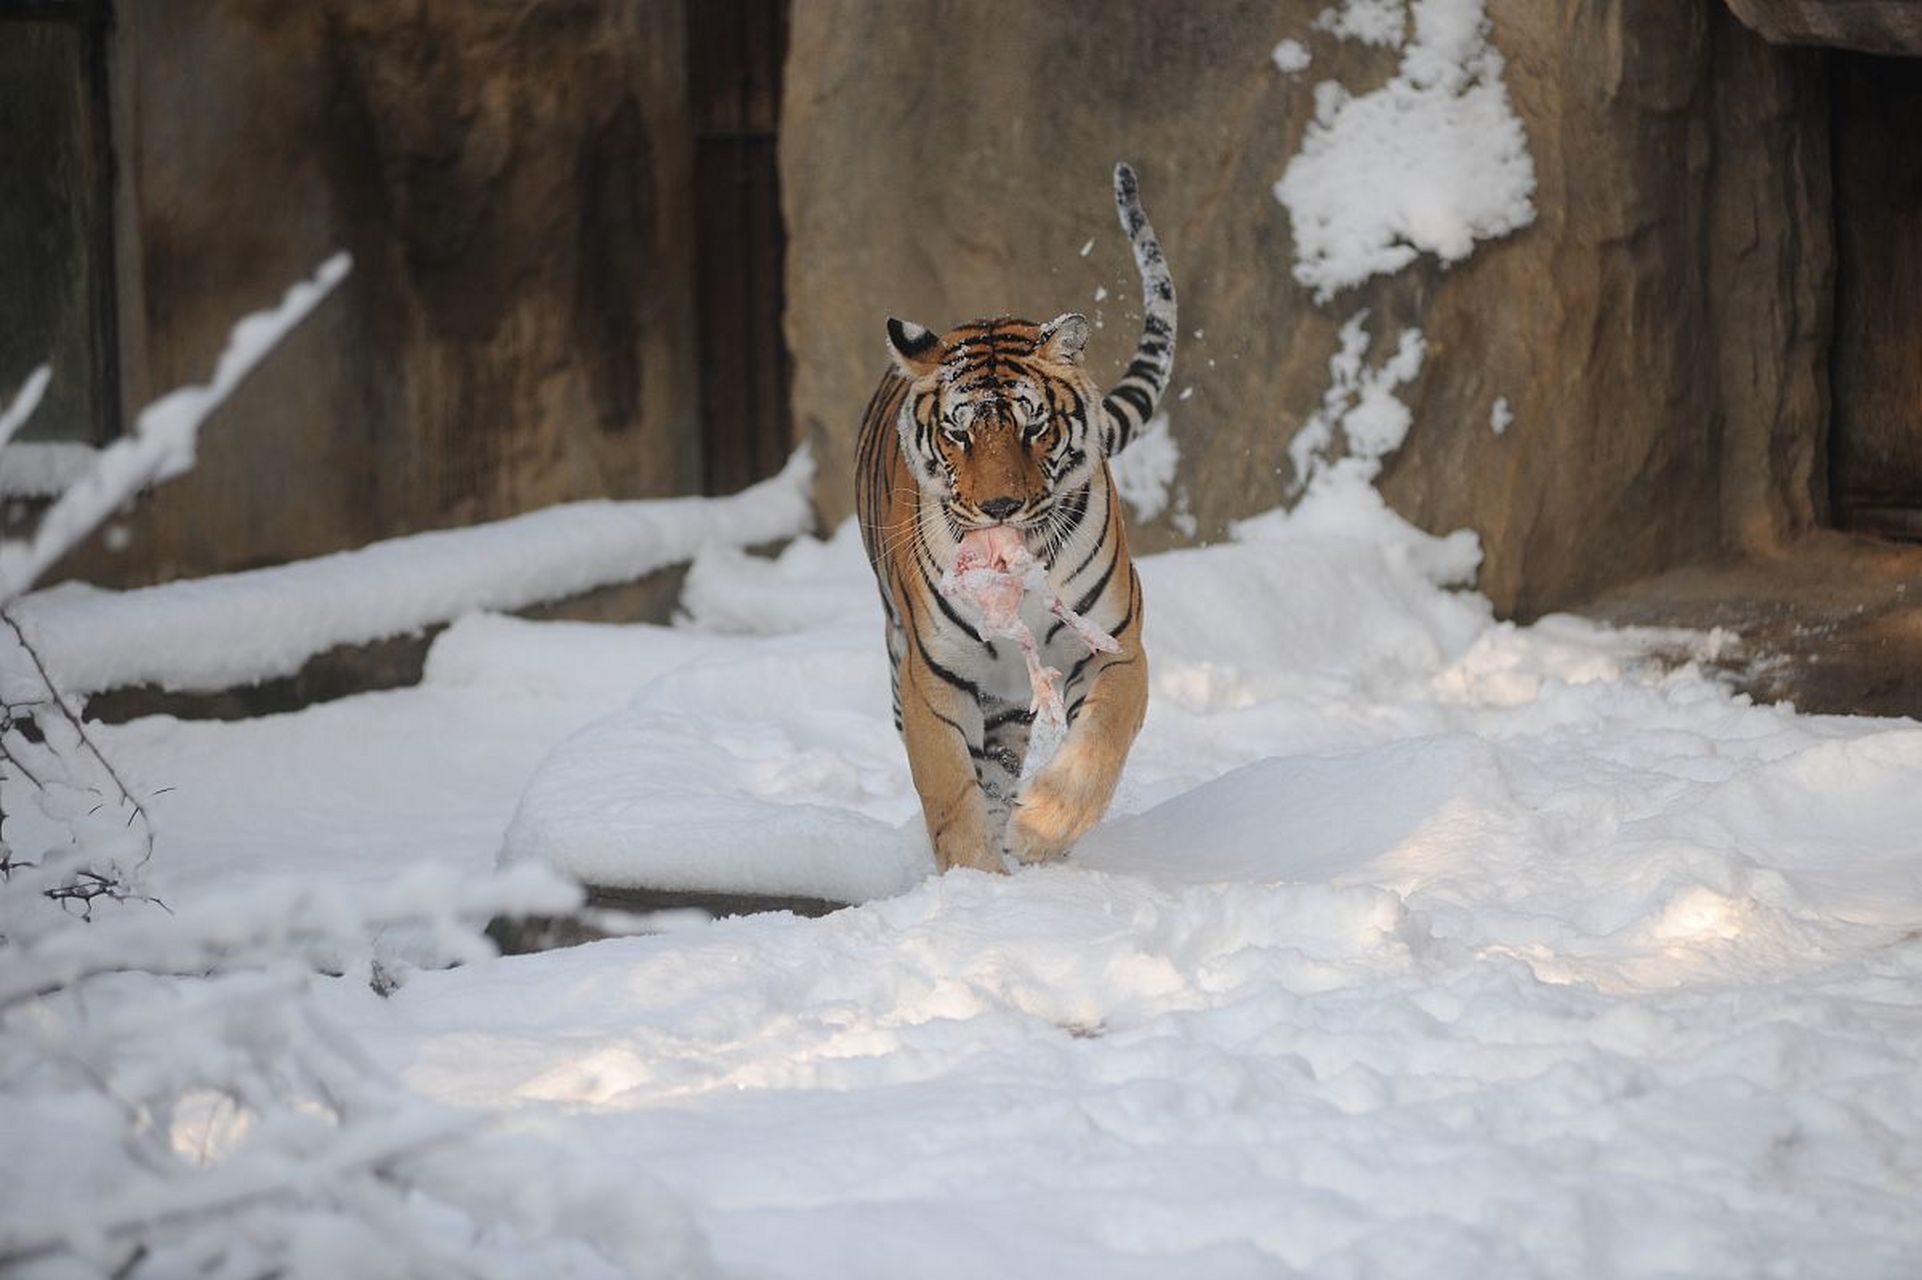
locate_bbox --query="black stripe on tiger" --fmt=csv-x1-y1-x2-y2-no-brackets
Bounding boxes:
1100,163,1178,456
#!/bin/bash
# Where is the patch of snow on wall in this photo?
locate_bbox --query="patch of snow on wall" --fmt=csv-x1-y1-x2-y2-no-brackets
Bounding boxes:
1490,396,1513,436
1110,413,1180,522
1313,0,1407,46
1271,39,1313,74
1289,311,1426,493
1276,0,1536,301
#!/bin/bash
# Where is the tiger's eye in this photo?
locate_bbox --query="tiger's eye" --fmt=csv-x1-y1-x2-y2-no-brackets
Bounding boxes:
949,403,975,429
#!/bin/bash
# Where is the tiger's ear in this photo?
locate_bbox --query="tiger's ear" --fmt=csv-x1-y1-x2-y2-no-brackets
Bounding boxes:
886,318,944,378
1037,313,1090,366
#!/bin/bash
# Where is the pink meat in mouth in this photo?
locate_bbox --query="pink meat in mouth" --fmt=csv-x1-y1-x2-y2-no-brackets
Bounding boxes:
938,526,1120,727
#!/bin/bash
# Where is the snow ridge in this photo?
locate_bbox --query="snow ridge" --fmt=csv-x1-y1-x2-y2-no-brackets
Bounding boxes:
11,448,816,697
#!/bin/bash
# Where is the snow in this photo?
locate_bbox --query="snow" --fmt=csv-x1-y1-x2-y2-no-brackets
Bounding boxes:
14,455,1922,1273
1109,412,1180,521
1289,310,1427,492
1271,39,1313,75
10,19,1922,1267
0,442,99,498
8,447,815,697
1490,395,1513,435
1276,0,1536,300
1314,0,1406,46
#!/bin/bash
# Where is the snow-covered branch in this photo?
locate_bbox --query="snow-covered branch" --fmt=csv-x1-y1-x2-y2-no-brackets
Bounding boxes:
0,252,349,607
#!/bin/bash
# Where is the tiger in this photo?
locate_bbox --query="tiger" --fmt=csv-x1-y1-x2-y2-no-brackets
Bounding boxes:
854,162,1177,874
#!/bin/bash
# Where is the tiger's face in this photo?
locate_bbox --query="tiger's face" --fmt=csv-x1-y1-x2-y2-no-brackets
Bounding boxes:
886,313,1102,533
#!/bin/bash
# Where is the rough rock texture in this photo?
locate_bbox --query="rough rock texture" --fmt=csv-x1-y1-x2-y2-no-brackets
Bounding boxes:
783,0,1832,618
1587,532,1922,721
67,0,700,587
1724,0,1922,53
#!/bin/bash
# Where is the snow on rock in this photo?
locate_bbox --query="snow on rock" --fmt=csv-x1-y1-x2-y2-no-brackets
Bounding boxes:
1270,38,1313,75
1276,0,1536,300
1490,395,1513,435
1288,310,1428,491
1313,0,1407,46
1109,412,1180,521
9,447,816,697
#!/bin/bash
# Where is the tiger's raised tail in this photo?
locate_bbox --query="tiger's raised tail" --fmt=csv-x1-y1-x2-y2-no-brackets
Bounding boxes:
1100,162,1178,456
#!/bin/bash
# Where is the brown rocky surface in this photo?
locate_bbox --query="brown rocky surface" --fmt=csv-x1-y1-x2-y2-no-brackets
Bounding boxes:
66,0,701,588
1587,533,1922,720
783,0,1832,619
1724,0,1922,53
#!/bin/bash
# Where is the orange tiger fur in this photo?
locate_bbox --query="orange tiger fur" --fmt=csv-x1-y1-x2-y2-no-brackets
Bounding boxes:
855,164,1176,873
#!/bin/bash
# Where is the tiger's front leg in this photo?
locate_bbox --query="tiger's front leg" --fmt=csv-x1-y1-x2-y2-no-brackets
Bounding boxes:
1004,613,1148,866
899,641,1006,875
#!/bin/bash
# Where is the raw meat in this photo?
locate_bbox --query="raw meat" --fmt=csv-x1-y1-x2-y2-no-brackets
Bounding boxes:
938,526,1119,727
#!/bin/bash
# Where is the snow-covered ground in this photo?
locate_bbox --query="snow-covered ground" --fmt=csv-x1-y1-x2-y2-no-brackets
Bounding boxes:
9,4,1920,1272
58,469,1922,1278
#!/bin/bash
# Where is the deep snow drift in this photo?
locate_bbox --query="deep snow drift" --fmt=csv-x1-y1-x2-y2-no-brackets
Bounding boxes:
33,464,1922,1278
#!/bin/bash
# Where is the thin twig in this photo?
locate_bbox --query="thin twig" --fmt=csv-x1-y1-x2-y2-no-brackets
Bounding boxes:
0,610,155,867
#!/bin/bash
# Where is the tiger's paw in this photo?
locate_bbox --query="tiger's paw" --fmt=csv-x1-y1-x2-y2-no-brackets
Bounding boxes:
937,836,1011,876
1004,770,1101,866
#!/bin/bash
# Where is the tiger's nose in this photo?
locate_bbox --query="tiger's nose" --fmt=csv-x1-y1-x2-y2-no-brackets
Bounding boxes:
979,496,1022,521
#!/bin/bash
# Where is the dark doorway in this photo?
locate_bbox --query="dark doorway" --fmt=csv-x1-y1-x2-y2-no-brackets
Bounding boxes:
0,0,119,446
685,0,793,495
1829,52,1922,538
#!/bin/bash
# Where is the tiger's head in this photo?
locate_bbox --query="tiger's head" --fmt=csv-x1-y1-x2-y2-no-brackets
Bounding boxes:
885,313,1102,532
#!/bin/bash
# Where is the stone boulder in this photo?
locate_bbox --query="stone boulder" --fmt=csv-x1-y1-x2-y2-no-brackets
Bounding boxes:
782,0,1831,618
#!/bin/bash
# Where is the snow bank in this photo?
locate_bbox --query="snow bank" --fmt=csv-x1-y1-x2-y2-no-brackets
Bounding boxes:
500,621,929,903
10,448,815,696
1275,0,1536,299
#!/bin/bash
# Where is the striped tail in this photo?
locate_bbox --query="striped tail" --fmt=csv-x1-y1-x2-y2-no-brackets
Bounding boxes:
1100,162,1178,456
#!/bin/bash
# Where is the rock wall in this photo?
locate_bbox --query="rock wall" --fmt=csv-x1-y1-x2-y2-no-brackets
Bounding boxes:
782,0,1832,618
1725,0,1922,54
70,0,700,587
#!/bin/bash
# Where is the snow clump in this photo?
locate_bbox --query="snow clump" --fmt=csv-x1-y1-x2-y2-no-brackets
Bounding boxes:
1276,0,1536,300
